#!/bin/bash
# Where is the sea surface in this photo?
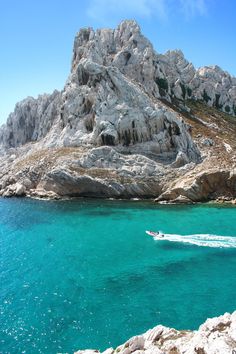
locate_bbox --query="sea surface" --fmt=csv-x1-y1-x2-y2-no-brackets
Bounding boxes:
0,198,236,353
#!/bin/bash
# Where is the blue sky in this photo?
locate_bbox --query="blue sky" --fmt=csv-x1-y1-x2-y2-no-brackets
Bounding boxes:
0,0,235,124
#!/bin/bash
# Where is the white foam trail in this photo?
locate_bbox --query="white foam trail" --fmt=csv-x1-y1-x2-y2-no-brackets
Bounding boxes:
154,233,236,248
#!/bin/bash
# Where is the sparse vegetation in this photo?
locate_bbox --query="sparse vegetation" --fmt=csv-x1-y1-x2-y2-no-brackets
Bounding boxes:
68,165,134,184
202,89,211,103
225,105,230,113
186,99,236,149
13,147,86,172
180,83,186,100
155,77,168,96
186,87,192,97
214,94,223,109
123,51,131,65
233,105,236,116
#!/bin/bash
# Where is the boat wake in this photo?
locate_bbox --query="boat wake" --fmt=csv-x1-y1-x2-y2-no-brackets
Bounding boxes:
153,233,236,248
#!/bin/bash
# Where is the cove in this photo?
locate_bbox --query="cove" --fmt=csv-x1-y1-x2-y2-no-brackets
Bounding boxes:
0,198,236,353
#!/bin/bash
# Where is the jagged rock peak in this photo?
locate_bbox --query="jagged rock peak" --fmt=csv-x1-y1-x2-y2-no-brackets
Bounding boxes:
117,19,141,31
70,19,236,115
0,19,201,164
0,19,235,155
71,19,153,73
165,48,185,59
0,20,236,203
73,19,141,49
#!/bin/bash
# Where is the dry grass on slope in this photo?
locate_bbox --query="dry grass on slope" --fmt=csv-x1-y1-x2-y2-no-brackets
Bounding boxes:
186,101,236,168
186,100,236,145
13,146,87,173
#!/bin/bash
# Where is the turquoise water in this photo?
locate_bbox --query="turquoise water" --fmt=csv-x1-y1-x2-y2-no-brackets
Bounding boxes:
1,198,236,353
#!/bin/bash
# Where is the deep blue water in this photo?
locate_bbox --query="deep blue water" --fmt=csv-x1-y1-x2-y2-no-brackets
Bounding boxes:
0,198,236,353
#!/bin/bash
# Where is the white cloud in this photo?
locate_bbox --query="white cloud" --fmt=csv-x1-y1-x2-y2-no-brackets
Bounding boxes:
86,0,207,24
179,0,207,18
86,0,167,24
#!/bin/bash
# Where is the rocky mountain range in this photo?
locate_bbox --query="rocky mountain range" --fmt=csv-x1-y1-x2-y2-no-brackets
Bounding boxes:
0,19,236,201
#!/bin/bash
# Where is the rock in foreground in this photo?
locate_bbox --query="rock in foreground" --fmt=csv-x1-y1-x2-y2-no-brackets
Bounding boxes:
75,311,236,354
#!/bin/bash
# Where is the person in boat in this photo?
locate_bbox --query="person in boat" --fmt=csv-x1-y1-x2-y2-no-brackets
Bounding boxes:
147,230,164,237
149,231,159,236
152,231,164,238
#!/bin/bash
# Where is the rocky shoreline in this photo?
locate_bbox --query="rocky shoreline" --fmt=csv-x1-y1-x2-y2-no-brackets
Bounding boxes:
0,144,235,203
75,311,236,354
1,185,236,206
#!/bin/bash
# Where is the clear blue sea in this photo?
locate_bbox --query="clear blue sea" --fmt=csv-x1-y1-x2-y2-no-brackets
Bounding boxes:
0,198,236,353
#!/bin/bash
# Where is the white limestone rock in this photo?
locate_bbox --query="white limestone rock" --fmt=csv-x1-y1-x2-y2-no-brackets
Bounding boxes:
0,90,61,148
2,182,26,197
35,146,166,198
156,168,236,203
0,20,236,201
74,311,236,354
171,151,189,168
15,183,26,196
0,20,235,155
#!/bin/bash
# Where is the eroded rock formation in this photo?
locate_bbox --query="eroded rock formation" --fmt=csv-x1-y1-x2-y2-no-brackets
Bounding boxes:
0,20,236,201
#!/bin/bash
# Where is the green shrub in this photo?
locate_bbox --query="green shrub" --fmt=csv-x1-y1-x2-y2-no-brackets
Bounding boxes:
155,77,168,96
225,105,230,113
180,83,186,100
187,87,192,97
156,77,168,90
233,105,236,115
202,89,211,103
214,94,223,109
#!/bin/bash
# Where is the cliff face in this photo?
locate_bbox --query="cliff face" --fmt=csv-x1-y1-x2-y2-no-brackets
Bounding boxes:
0,20,200,162
0,20,236,201
1,20,235,152
0,91,61,148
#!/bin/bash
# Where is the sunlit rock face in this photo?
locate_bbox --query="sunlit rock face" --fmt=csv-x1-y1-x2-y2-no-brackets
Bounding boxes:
75,311,236,354
0,91,61,148
1,20,236,201
0,20,203,163
0,20,235,157
158,50,236,115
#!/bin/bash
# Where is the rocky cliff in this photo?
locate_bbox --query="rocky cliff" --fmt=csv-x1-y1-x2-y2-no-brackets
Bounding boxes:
0,20,236,201
75,311,236,354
